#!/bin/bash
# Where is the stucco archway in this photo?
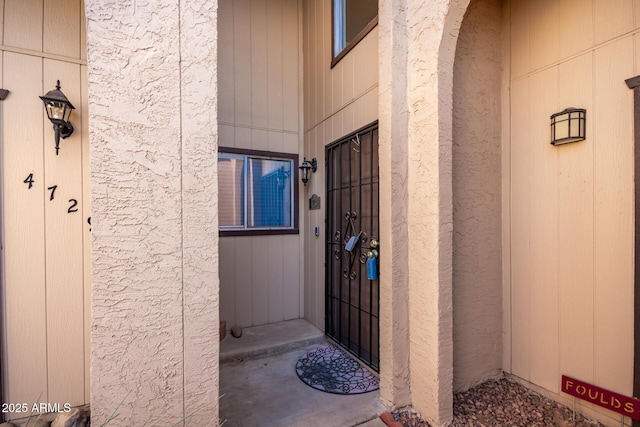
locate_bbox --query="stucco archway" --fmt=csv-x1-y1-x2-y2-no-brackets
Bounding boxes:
451,0,503,393
378,0,473,425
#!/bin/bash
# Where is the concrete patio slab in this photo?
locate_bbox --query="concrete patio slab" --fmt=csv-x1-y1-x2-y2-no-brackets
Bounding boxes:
219,319,386,427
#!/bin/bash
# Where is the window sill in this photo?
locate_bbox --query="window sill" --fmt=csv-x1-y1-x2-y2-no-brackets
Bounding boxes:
220,228,300,237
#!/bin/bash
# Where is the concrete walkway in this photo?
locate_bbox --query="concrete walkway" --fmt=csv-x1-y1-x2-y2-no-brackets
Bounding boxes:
219,319,387,427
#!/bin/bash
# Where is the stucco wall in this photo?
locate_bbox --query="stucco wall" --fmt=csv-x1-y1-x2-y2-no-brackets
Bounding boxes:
86,1,219,425
452,0,503,392
378,0,472,424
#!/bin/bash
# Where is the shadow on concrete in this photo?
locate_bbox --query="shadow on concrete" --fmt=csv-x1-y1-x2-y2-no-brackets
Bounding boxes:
219,319,387,427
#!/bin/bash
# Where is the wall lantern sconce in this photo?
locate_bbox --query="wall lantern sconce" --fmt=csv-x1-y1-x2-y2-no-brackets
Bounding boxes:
299,157,317,186
40,80,75,155
550,108,586,146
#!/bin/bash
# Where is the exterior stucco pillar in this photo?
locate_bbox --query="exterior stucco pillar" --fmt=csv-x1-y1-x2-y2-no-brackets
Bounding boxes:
86,1,219,425
379,0,469,425
378,0,412,410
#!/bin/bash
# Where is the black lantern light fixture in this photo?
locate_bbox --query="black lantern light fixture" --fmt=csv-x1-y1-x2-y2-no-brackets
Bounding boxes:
40,80,75,155
299,157,317,186
550,107,586,146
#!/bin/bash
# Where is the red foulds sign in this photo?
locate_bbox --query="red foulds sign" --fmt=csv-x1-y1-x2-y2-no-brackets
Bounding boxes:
561,375,640,420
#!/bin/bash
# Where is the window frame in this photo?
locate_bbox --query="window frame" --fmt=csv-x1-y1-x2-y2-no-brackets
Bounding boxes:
331,0,378,68
218,147,299,237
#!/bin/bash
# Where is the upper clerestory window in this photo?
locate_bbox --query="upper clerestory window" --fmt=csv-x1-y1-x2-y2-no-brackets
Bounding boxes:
332,0,378,67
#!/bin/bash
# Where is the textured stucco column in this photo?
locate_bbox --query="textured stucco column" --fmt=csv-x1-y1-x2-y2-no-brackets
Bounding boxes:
379,0,468,423
86,1,219,425
378,0,412,410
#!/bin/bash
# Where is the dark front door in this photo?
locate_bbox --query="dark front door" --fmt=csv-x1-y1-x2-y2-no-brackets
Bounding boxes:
326,122,379,371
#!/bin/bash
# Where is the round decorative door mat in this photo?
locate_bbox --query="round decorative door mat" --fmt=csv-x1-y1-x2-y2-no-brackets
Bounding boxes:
295,345,379,395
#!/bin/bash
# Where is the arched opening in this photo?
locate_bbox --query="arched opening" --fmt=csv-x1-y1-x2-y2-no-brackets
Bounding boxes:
451,0,504,393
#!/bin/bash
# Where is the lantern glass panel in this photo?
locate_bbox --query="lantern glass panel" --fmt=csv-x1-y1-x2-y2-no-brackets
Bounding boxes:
555,116,569,140
47,102,66,121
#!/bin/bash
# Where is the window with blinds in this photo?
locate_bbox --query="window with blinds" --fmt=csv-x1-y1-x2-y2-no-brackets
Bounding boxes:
218,149,298,235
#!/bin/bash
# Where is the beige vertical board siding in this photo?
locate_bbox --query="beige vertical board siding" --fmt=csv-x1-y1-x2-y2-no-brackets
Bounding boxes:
0,0,4,45
342,53,354,106
218,0,235,125
251,128,268,150
509,77,531,380
282,0,298,133
527,67,559,393
593,37,634,393
283,234,300,320
268,235,285,323
594,0,633,45
251,0,268,128
315,0,323,127
322,0,332,121
311,124,322,328
558,0,593,60
43,59,84,406
235,126,251,150
80,2,86,61
332,61,343,120
234,0,252,126
218,0,301,328
235,237,253,327
2,51,48,411
80,64,90,403
219,237,236,330
314,0,321,125
283,131,297,153
4,0,42,51
363,89,378,129
267,0,284,130
268,130,283,152
252,236,270,325
509,0,529,80
557,53,595,385
306,0,316,128
302,0,309,129
528,0,558,72
302,126,314,324
44,0,81,58
219,124,235,147
342,104,354,136
637,33,640,74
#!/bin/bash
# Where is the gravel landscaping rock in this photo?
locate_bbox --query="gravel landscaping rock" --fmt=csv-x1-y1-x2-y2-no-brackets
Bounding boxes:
392,377,605,427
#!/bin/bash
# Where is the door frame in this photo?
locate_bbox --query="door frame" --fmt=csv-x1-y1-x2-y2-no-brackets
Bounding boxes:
0,88,9,421
625,75,640,427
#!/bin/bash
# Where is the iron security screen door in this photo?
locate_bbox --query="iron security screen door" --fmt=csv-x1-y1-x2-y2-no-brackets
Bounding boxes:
326,122,379,371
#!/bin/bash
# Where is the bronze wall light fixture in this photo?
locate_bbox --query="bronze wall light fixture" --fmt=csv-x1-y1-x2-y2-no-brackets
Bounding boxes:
299,157,317,186
550,108,586,146
40,80,75,155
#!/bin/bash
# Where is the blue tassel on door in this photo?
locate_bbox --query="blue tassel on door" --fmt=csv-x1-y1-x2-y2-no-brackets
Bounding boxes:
366,256,378,280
